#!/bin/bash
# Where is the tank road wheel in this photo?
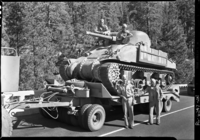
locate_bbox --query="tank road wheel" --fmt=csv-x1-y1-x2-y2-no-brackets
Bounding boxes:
154,101,163,115
78,104,92,128
84,104,106,131
163,99,172,112
2,106,13,137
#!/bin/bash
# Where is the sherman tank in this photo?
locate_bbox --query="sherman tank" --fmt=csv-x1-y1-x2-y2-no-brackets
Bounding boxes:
57,30,176,96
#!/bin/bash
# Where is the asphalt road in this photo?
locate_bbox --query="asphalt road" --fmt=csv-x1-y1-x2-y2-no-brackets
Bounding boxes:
11,90,194,139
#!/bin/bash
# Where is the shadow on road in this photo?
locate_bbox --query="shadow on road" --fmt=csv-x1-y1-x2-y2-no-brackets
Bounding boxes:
12,105,149,132
12,114,87,132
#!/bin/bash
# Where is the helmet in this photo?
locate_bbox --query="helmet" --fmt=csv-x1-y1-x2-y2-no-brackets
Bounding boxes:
122,24,127,28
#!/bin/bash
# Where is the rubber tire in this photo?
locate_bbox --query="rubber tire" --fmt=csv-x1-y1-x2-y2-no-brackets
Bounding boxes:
154,101,163,115
78,104,92,128
2,106,13,137
163,99,172,112
84,104,106,131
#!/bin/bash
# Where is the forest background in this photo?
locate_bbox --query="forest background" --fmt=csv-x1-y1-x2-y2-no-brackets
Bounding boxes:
1,1,195,90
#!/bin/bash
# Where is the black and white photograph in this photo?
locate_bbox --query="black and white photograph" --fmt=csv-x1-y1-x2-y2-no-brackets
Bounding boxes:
1,1,195,139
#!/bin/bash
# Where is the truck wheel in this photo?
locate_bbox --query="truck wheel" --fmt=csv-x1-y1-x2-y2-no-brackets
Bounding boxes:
84,104,106,131
78,104,92,128
163,99,172,112
70,115,79,126
154,101,163,115
2,106,13,137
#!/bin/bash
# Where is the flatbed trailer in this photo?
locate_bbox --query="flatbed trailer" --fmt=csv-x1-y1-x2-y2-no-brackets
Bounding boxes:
1,47,180,134
2,80,180,132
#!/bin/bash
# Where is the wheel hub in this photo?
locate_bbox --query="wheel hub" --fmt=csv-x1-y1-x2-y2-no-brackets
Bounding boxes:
92,113,100,124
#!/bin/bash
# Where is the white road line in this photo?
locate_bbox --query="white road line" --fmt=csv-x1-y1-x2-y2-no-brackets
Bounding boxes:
98,105,194,137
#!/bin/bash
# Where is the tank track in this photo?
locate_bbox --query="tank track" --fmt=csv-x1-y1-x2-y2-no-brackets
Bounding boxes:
99,62,175,96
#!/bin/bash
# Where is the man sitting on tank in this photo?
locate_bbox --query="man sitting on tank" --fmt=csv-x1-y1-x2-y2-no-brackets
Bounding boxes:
94,18,110,35
116,24,133,44
94,18,110,46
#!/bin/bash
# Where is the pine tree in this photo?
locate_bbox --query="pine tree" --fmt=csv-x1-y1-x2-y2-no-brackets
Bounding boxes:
4,2,26,55
159,2,189,83
107,2,122,32
18,2,74,90
176,0,195,59
128,2,148,32
159,2,187,64
128,2,163,49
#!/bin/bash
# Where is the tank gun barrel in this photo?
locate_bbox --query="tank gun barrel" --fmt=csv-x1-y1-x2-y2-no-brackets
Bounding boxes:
86,31,113,40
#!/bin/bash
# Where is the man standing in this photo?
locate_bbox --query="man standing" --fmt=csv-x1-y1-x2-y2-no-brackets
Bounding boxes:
116,23,133,44
145,78,163,125
115,75,134,129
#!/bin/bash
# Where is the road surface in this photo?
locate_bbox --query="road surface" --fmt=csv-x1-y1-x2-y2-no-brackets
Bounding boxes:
11,90,194,139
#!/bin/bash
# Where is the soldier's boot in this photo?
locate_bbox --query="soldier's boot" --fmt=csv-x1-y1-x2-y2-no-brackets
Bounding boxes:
156,118,160,125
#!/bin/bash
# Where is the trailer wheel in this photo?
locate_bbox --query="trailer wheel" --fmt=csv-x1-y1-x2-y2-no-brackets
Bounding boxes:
154,101,163,114
78,104,92,128
84,104,106,131
163,99,172,112
2,106,13,137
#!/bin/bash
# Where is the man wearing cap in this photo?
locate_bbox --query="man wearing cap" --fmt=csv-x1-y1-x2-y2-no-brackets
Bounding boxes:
145,78,163,125
94,18,110,45
115,75,134,129
116,23,133,44
94,18,110,35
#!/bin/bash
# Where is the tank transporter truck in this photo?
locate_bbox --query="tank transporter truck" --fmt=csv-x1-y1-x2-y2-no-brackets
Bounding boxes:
1,30,180,134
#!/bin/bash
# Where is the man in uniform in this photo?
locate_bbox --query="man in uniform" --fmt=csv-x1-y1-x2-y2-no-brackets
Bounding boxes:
116,23,133,44
94,18,110,45
94,18,110,35
145,78,163,125
115,75,134,129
